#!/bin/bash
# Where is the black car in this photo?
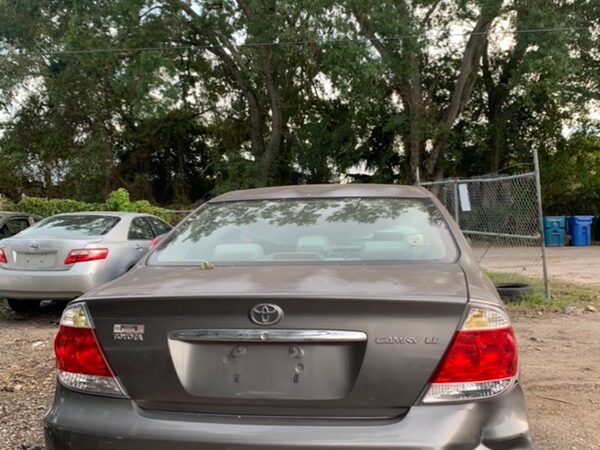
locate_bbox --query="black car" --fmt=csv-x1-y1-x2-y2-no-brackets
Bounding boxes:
0,212,40,239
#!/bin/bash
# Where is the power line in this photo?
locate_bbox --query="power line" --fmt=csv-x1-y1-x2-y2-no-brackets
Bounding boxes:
0,25,594,59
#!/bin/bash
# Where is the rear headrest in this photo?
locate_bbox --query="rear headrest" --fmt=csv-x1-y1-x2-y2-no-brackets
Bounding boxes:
213,243,265,262
361,240,409,260
372,231,406,241
295,235,331,256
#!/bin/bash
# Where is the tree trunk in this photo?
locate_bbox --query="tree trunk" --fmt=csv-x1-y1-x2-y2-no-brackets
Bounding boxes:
482,8,530,173
166,0,267,162
425,5,502,176
258,54,283,185
407,52,424,184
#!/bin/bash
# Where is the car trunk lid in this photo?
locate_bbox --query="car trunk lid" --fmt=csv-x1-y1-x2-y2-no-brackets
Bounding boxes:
0,237,102,271
86,264,468,418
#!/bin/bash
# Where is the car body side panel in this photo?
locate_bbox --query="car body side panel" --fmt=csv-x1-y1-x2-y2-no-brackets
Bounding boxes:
44,383,532,450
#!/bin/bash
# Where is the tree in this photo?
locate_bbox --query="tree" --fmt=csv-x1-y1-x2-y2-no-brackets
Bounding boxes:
541,133,600,215
0,0,598,204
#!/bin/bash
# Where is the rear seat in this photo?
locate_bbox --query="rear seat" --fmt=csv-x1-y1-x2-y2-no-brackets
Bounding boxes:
361,240,410,260
212,243,265,261
295,236,331,256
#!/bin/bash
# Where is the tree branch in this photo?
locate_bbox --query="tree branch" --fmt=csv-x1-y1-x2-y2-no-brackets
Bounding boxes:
481,40,495,95
164,0,266,158
425,5,502,175
422,0,442,28
235,0,283,184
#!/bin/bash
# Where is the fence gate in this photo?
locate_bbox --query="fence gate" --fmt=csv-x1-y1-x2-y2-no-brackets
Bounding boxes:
419,158,549,299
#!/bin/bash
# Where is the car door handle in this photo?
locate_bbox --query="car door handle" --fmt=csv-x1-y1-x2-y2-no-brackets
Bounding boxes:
135,245,145,251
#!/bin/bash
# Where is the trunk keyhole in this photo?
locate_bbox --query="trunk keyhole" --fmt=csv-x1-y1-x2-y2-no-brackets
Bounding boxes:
231,345,246,357
289,345,304,358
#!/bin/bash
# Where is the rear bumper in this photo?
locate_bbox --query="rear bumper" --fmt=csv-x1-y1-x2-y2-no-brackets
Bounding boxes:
45,383,533,450
0,262,110,300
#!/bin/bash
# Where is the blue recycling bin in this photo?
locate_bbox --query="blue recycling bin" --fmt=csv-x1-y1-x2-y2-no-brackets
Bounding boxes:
568,215,594,246
543,216,566,247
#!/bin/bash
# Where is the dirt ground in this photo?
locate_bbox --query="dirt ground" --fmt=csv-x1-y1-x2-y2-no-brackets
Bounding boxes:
0,302,599,450
515,312,600,450
474,246,600,286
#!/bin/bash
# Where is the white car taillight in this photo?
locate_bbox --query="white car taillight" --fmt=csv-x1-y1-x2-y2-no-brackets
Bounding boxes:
64,248,109,265
422,305,518,403
54,303,126,397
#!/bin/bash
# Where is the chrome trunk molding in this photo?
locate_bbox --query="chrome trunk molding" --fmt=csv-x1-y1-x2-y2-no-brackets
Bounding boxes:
168,329,367,343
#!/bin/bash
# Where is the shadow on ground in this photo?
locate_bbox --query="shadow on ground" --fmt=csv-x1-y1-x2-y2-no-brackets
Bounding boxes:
0,299,66,324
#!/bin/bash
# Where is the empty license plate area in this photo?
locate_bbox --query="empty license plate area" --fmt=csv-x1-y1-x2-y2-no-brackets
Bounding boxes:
14,251,56,269
168,330,366,400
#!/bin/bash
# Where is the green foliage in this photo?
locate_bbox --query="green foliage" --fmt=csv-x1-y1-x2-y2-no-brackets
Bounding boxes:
541,134,600,215
13,197,99,217
0,0,598,204
104,189,132,212
7,189,174,224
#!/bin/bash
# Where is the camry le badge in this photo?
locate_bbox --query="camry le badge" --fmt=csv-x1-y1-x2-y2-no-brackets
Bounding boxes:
249,304,283,326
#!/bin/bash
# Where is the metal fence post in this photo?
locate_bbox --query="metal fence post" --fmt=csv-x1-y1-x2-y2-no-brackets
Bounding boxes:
533,148,550,299
453,180,460,225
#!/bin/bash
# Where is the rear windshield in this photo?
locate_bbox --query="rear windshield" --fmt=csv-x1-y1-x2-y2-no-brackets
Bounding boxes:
149,198,457,265
20,215,120,238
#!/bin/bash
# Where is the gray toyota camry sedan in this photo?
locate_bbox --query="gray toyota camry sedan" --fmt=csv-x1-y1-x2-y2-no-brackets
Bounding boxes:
45,184,532,450
0,211,171,313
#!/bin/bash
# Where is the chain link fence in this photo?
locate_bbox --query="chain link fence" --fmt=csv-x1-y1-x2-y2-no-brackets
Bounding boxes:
420,169,549,298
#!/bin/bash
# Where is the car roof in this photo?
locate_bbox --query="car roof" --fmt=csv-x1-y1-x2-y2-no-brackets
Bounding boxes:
0,211,38,218
50,211,152,218
209,184,432,203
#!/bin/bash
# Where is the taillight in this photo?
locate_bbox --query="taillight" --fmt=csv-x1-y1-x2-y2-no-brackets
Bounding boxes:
54,303,126,397
422,306,518,403
64,248,109,265
150,236,161,249
0,249,6,264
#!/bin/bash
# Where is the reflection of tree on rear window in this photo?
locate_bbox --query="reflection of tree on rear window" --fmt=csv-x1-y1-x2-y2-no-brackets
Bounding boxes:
20,216,120,238
150,198,457,265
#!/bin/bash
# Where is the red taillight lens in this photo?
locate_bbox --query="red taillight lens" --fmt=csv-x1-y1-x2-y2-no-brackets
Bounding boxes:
430,327,518,383
55,303,126,397
0,249,7,264
64,248,109,265
423,306,518,403
55,326,112,377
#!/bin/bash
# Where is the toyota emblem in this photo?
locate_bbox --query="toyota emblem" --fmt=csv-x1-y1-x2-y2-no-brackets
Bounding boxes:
249,304,283,326
28,242,40,252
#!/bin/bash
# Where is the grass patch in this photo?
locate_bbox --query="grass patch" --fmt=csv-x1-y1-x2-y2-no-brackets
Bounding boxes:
486,272,599,312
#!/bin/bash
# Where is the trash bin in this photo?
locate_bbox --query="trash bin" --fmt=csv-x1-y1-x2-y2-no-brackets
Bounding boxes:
543,216,566,247
568,215,594,246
